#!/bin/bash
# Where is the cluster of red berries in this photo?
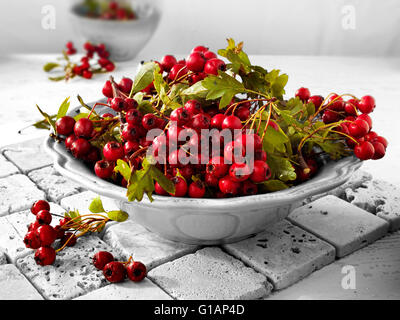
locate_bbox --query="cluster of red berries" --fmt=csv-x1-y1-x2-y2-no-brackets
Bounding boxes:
93,251,146,283
295,87,388,161
86,0,136,20
23,200,76,266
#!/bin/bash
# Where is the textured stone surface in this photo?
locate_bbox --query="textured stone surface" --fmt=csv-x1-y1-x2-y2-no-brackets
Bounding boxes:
288,195,389,257
224,220,336,289
0,153,19,178
0,174,46,216
269,231,400,300
0,264,43,300
16,236,116,300
2,138,52,173
149,247,271,300
60,191,118,214
28,166,82,202
0,214,28,263
346,179,400,231
103,220,200,270
0,251,7,265
76,279,172,300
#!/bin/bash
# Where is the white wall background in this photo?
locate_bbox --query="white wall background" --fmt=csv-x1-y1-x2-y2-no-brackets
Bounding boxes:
0,0,399,58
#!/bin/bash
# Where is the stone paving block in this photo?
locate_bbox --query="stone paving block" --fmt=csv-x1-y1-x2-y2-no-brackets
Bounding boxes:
2,137,53,173
0,251,7,265
148,247,271,300
0,174,46,216
0,264,43,300
28,166,83,202
75,279,172,300
269,231,400,300
345,179,400,231
0,153,19,178
223,220,336,289
288,195,389,258
103,220,200,270
60,190,118,214
0,214,29,263
16,235,117,300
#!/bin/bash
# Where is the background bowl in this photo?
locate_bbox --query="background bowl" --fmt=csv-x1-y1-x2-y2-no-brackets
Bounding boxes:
69,2,160,61
44,104,362,245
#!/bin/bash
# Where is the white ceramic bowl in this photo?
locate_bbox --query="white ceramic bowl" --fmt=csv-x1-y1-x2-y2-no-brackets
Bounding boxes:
69,2,160,61
44,104,362,244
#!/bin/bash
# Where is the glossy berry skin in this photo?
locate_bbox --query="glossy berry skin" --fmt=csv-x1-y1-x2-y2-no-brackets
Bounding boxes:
224,141,245,164
34,246,56,266
364,131,378,142
102,80,113,98
93,251,114,270
155,181,169,195
250,160,271,183
169,176,187,197
124,98,138,110
255,150,267,162
168,63,188,81
191,113,210,130
358,95,375,114
222,115,242,130
84,147,99,163
28,221,41,232
348,119,370,138
59,217,71,227
229,163,251,182
188,181,206,198
357,114,372,129
36,210,52,225
103,141,124,162
210,114,226,130
372,142,386,160
31,200,50,215
308,95,324,108
125,109,142,125
71,138,91,158
372,136,388,149
55,116,75,136
118,77,133,94
242,180,258,196
295,87,311,102
184,100,202,115
103,261,126,283
123,141,140,156
203,51,217,60
186,52,206,72
170,107,190,126
160,55,177,72
110,97,125,112
24,231,41,249
219,176,241,196
235,106,250,121
206,156,229,178
354,141,375,160
65,134,76,150
327,94,343,104
205,172,219,187
36,225,57,246
126,261,147,282
204,58,226,75
192,45,208,53
74,118,93,138
60,232,77,247
344,100,358,116
235,134,262,153
54,225,65,239
142,113,158,130
322,110,340,124
94,160,115,179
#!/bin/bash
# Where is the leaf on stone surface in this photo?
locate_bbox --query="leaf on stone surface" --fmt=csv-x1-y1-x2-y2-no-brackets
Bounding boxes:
48,75,66,81
260,180,289,192
43,62,60,72
107,210,129,222
267,154,297,182
65,209,81,223
88,196,105,213
130,61,158,95
56,97,70,120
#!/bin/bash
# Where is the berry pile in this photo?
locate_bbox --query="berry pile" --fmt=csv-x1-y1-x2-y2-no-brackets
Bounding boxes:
83,0,136,20
93,251,147,283
38,39,389,202
43,41,115,81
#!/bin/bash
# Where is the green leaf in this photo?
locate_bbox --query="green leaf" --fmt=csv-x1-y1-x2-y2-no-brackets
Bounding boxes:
218,38,251,74
56,97,70,120
264,69,288,99
153,68,181,110
88,196,105,213
36,104,56,133
151,166,175,194
43,62,60,72
48,75,66,82
107,210,129,222
180,80,209,100
267,154,297,182
65,209,81,223
130,62,158,96
114,159,132,182
260,180,289,192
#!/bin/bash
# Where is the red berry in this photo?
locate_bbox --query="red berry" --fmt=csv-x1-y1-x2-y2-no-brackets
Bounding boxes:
94,160,115,179
126,261,147,282
84,147,99,163
192,45,208,53
354,141,375,160
168,64,188,81
118,77,133,94
242,180,258,196
105,62,115,72
357,114,372,129
24,231,41,249
327,94,343,103
169,176,187,197
54,225,65,239
207,156,229,178
142,114,158,130
167,125,182,143
71,138,91,158
188,181,206,198
204,58,226,75
110,97,125,112
93,251,115,270
250,160,271,183
364,131,378,142
36,210,52,225
170,107,190,126
205,172,219,187
74,118,93,138
308,95,324,108
190,113,211,130
322,110,340,124
55,116,75,136
109,1,119,10
222,115,242,130
219,176,241,196
102,80,113,98
123,141,140,156
255,150,267,162
344,100,358,116
36,225,57,246
123,98,138,110
125,109,142,125
348,119,370,138
229,163,251,182
121,123,140,142
210,114,226,130
203,51,217,60
184,100,202,115
235,106,250,121
82,70,93,79
372,136,388,149
186,52,206,72
103,141,124,162
34,246,56,266
372,142,386,160
235,133,263,153
358,95,375,114
224,141,245,164
31,200,50,215
59,217,71,227
295,87,311,102
103,261,126,283
65,134,76,150
60,232,77,247
155,181,169,195
160,55,177,72
28,221,41,232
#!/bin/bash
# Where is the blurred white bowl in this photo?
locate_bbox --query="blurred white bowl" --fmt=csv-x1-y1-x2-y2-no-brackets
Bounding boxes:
69,2,160,61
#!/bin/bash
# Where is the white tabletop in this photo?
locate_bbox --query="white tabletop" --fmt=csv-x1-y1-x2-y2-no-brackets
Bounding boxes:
1,54,399,186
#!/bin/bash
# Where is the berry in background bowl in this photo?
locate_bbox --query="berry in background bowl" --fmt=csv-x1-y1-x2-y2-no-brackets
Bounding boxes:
69,0,161,61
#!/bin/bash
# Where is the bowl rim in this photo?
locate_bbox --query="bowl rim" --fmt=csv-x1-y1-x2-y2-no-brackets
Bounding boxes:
44,103,362,209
